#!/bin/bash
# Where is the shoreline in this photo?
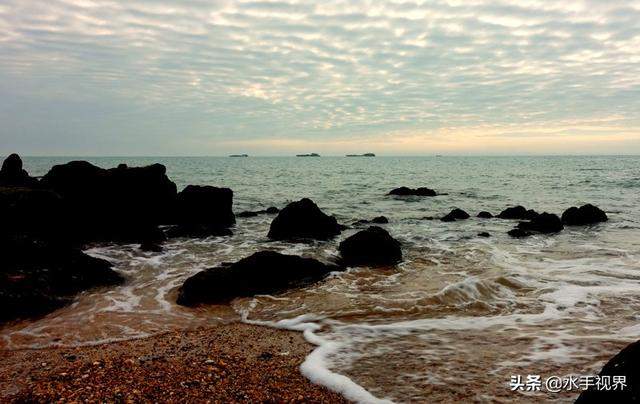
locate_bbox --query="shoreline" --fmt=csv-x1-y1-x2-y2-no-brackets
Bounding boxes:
0,322,348,403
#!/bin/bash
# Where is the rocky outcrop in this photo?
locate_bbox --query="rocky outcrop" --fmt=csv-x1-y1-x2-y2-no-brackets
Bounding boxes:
338,226,402,267
0,235,123,323
0,186,65,240
441,208,470,222
517,212,564,234
39,161,176,243
575,340,640,403
0,154,38,187
562,204,608,226
477,211,493,219
176,251,340,306
388,187,437,196
267,198,341,241
168,185,235,238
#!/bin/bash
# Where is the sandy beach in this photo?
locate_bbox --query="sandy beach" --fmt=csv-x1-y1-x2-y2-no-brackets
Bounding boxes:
0,323,347,403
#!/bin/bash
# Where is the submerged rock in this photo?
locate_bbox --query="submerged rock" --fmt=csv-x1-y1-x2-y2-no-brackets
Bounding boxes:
237,211,259,218
477,211,493,219
388,187,437,197
267,198,341,241
517,212,564,234
477,232,491,238
354,216,389,226
441,208,470,222
575,340,640,403
140,241,164,253
507,228,532,238
0,235,124,323
562,204,608,226
237,206,280,218
0,154,38,187
176,251,340,306
338,226,402,267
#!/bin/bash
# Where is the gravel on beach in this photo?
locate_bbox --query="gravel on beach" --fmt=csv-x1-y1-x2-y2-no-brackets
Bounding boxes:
0,322,348,403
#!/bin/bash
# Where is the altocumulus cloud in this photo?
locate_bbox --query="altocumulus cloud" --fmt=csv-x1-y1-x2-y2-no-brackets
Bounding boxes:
0,0,639,155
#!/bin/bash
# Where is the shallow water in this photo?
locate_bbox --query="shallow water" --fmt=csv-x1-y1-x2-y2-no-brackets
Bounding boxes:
3,156,640,402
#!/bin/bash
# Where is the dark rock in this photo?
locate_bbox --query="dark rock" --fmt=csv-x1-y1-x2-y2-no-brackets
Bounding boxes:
170,185,235,238
354,216,389,226
525,209,540,220
497,206,528,220
238,207,279,217
562,204,608,226
0,235,123,323
140,241,164,253
237,211,259,218
477,211,493,219
371,216,389,224
507,228,532,238
0,154,38,187
338,226,402,267
267,198,341,241
39,160,177,243
388,187,437,196
477,232,491,237
176,251,340,306
575,340,640,403
517,212,564,234
0,186,65,240
441,208,470,222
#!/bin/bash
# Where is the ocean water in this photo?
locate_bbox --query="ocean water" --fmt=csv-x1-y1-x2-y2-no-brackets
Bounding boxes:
3,156,640,402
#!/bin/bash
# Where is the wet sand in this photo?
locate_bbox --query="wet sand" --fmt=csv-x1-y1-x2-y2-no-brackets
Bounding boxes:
0,322,347,403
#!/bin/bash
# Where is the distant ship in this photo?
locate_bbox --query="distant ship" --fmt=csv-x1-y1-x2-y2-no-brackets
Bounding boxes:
346,153,375,157
229,154,249,157
296,153,320,157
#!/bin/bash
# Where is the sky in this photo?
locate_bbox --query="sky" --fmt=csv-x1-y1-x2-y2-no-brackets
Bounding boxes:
1,0,639,156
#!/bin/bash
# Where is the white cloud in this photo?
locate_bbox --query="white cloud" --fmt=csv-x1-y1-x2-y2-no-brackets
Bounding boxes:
0,0,639,154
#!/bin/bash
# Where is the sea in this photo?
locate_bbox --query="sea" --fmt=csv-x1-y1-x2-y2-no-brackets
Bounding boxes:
2,156,640,403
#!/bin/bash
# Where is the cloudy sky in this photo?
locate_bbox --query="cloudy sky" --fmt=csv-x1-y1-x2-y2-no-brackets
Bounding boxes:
1,0,639,155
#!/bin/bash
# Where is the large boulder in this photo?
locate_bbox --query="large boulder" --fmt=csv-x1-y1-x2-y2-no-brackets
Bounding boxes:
176,251,340,306
497,206,540,220
562,204,608,226
338,226,402,267
0,154,38,187
477,211,493,219
497,206,527,219
575,340,640,403
39,161,177,243
517,212,564,234
388,187,437,196
0,235,124,323
0,186,65,240
441,208,470,222
168,185,235,238
267,198,341,241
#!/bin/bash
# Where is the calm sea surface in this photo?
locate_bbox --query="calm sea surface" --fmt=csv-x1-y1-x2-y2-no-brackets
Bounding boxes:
3,156,640,402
